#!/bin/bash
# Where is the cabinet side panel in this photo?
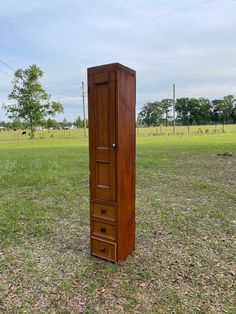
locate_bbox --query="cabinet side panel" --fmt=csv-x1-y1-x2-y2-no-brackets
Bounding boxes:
88,74,95,199
117,69,136,260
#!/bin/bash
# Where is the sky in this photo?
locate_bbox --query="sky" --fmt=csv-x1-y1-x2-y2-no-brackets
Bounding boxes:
0,0,236,121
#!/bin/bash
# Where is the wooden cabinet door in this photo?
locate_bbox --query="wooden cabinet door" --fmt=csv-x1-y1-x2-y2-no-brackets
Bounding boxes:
88,71,116,202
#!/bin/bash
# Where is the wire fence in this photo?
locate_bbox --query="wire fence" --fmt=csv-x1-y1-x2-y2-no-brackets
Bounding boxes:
0,124,235,141
136,124,236,136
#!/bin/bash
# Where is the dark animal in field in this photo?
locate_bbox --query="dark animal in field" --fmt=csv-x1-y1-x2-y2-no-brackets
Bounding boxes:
217,152,233,157
22,131,27,135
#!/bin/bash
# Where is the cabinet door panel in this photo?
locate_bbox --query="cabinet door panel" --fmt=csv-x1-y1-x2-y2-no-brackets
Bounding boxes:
88,72,116,201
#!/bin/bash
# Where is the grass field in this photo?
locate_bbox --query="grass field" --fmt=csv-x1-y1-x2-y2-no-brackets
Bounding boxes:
0,124,236,141
0,133,236,313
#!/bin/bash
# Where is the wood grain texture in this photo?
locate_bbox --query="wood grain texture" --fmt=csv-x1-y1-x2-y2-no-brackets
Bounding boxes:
116,69,136,260
88,72,116,202
91,202,116,221
91,237,116,261
91,220,116,241
88,63,136,261
88,63,135,76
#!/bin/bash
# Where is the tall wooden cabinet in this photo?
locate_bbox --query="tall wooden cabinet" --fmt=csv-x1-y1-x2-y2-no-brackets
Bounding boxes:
88,63,136,261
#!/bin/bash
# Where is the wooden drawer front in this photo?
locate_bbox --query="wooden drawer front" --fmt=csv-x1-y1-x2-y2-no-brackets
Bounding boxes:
92,203,115,220
92,221,116,240
91,238,116,261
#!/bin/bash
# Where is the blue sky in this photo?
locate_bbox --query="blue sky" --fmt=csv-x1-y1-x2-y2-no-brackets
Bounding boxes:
0,0,236,121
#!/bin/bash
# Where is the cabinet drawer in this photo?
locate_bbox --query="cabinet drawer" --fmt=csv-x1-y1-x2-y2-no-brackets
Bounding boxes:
92,221,116,240
91,238,116,261
92,202,115,220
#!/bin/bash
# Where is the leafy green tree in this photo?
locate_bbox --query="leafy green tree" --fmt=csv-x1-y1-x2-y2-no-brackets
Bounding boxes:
60,118,73,128
175,98,192,125
198,98,212,124
161,99,173,126
212,99,223,124
212,95,235,130
223,95,236,123
232,106,236,123
189,98,211,125
46,118,59,129
40,119,47,128
176,97,212,125
137,102,163,126
74,116,83,128
3,64,64,138
137,95,236,127
0,121,7,128
12,118,23,129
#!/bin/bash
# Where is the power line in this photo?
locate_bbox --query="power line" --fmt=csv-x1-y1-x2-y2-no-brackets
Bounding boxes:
0,59,16,72
45,87,82,98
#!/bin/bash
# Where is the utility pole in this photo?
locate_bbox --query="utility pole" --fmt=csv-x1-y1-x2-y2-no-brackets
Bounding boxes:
82,81,86,137
173,83,176,134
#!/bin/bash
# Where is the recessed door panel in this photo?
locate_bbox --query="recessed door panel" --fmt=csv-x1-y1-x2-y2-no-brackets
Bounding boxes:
96,161,110,188
88,72,116,201
96,83,109,148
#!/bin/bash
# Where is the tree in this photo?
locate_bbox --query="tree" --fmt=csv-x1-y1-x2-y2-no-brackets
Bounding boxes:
175,97,211,125
3,64,64,138
232,106,236,123
46,118,59,129
161,99,173,126
0,121,7,128
12,118,23,129
223,95,236,124
212,99,223,124
175,98,192,125
137,102,163,126
60,118,72,128
198,98,212,124
74,116,83,128
212,95,235,130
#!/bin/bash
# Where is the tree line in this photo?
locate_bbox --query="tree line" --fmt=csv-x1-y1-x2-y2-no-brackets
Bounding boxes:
137,95,236,127
2,64,236,134
0,116,88,130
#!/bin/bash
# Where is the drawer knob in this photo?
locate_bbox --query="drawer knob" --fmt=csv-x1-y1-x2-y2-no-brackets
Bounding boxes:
100,227,106,233
101,209,107,214
100,246,106,252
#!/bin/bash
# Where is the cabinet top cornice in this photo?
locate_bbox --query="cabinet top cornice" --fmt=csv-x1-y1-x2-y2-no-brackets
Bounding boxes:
87,63,135,76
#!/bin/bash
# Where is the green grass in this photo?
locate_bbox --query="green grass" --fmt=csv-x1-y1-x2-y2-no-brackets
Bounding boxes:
0,128,86,141
0,123,236,141
0,133,235,313
136,124,236,136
